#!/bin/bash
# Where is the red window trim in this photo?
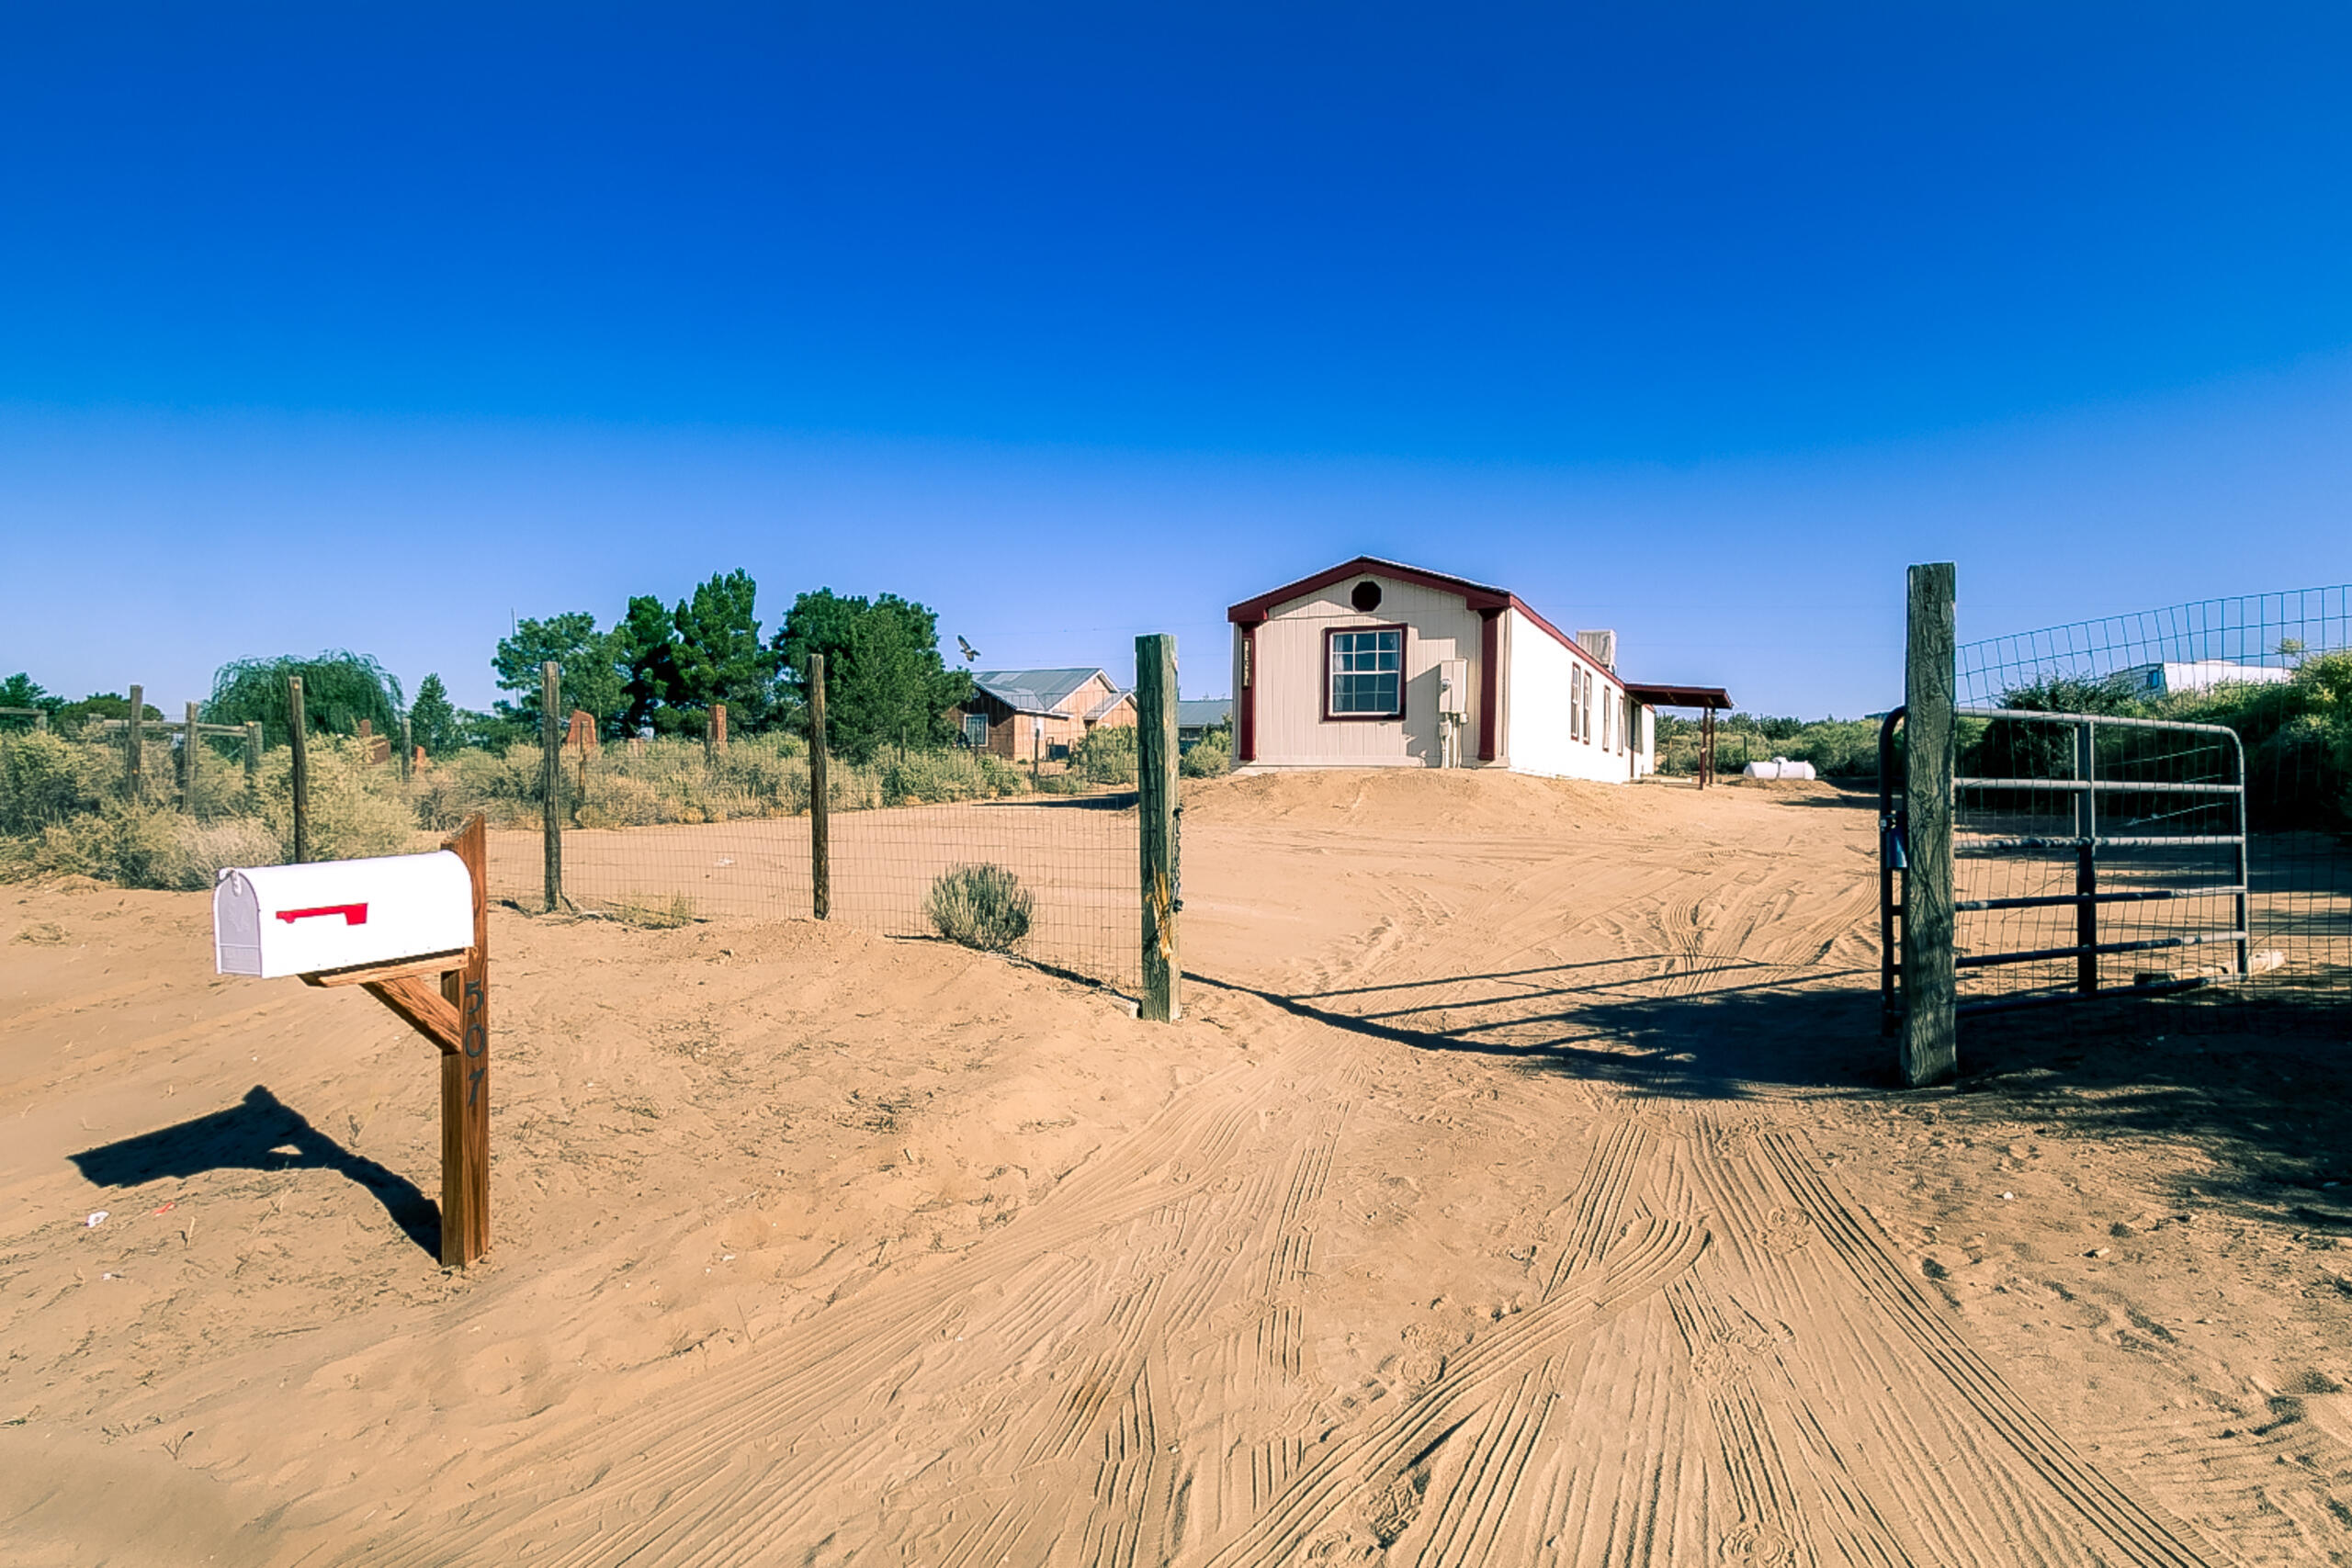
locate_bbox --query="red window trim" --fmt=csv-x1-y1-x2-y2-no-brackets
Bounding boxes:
1322,623,1408,722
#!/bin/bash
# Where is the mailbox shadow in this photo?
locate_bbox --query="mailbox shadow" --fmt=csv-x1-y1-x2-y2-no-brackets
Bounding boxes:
71,1086,440,1258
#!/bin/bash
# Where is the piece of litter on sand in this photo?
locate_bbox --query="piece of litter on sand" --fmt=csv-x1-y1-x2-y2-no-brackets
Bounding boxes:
152,1201,175,1215
103,1271,120,1280
85,1211,108,1227
2000,1192,2016,1201
717,858,735,868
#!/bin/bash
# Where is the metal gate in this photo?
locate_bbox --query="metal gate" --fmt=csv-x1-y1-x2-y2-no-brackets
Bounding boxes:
1882,705,2250,1027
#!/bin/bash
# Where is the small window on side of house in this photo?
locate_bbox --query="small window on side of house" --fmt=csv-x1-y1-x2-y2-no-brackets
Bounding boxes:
963,712,989,747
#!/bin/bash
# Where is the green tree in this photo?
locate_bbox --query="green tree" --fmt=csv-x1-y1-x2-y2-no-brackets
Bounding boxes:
0,673,62,730
458,707,533,750
775,590,973,760
612,594,683,735
409,673,460,755
52,692,164,731
205,652,405,745
492,613,624,734
672,570,783,731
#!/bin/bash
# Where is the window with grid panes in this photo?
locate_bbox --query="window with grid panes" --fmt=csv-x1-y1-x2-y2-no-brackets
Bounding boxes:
1328,628,1404,716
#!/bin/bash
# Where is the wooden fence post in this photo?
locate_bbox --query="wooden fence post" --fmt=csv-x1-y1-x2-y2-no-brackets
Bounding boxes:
125,683,144,803
401,716,414,783
243,720,262,795
440,814,492,1267
287,676,311,863
541,662,564,913
181,700,200,813
808,654,831,920
1901,562,1958,1087
1136,634,1181,1021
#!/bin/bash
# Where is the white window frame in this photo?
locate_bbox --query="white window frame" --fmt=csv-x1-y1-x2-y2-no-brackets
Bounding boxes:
1326,626,1406,719
963,711,989,748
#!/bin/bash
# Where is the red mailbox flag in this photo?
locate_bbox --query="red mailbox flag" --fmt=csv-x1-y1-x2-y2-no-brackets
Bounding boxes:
276,904,369,926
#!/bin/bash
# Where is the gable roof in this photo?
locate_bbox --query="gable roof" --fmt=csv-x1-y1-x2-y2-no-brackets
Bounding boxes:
970,667,1107,716
1176,699,1231,728
1227,556,1510,623
1226,556,1628,694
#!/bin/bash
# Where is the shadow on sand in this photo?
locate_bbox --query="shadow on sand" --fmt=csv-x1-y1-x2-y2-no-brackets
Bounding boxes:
71,1086,440,1258
1189,956,2351,1234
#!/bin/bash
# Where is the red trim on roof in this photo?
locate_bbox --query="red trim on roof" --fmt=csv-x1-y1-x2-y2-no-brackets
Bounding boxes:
1227,556,1634,694
1227,557,1510,624
1506,596,1627,695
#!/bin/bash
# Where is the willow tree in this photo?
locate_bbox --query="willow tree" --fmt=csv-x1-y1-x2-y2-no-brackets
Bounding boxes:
206,651,405,744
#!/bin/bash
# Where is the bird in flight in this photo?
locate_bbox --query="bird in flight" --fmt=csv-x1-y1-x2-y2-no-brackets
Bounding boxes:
956,637,979,663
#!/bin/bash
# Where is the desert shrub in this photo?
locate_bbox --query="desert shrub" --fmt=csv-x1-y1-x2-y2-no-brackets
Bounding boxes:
0,731,105,833
2158,650,2352,826
572,770,687,829
1779,719,1880,778
926,862,1034,952
254,741,421,861
2,803,282,889
443,744,548,826
1181,729,1232,778
417,732,1044,829
1070,725,1137,784
1035,769,1091,795
825,763,886,813
1657,715,1882,779
881,748,1028,806
603,894,695,929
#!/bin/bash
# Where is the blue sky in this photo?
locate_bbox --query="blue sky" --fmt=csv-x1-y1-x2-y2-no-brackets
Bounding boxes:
3,5,2346,715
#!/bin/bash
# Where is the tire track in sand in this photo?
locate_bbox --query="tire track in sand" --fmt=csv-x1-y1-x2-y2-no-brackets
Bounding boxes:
1367,1116,1663,1567
1183,1214,1709,1568
321,1030,1352,1568
1743,1127,2225,1568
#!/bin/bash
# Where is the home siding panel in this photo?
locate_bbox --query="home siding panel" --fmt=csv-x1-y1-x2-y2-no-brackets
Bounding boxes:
1245,575,1485,769
1503,607,1637,783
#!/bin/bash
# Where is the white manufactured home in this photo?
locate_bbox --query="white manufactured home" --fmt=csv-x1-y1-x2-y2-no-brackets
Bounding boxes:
1228,557,1702,784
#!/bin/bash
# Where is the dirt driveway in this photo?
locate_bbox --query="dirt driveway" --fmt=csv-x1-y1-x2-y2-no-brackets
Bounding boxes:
3,772,2346,1564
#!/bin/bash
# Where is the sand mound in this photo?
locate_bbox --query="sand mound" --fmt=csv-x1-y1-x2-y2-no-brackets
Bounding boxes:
1184,766,1691,833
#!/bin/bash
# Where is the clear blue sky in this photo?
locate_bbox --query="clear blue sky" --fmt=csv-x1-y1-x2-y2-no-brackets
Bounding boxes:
4,5,2346,715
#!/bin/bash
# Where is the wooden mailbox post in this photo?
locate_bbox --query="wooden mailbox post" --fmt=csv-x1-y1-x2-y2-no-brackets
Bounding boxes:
217,815,492,1267
309,815,491,1266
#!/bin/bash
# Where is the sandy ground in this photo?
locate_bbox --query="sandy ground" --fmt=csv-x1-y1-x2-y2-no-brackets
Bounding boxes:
3,771,2348,1565
481,795,1142,987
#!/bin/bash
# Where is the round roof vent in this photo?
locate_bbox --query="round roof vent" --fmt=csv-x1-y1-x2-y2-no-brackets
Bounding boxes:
1350,579,1384,613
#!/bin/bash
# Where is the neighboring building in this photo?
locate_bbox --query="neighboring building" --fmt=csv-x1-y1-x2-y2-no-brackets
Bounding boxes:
1226,556,1669,783
957,668,1135,761
2115,660,2293,697
1176,699,1231,751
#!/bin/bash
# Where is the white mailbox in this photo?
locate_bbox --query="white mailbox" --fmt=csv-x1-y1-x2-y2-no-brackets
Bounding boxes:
214,850,475,979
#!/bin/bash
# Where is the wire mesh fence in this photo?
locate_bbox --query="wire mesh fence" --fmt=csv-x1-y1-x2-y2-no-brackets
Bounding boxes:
468,735,1144,991
1949,585,2350,1008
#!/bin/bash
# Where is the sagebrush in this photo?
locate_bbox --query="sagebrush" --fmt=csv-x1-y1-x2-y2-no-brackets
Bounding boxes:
925,862,1035,952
